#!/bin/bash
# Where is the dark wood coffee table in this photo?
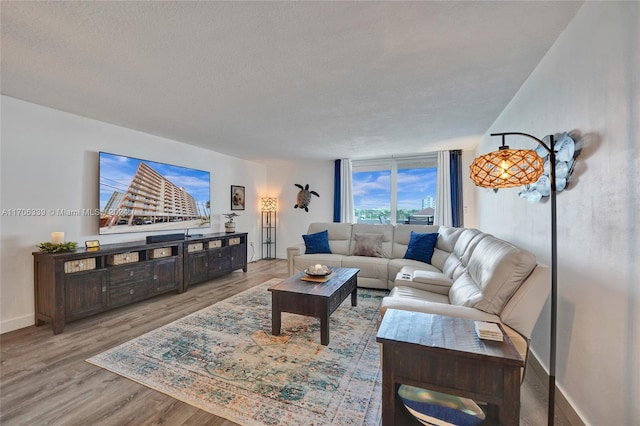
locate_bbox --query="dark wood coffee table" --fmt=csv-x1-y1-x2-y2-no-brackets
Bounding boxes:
376,309,525,425
268,267,359,345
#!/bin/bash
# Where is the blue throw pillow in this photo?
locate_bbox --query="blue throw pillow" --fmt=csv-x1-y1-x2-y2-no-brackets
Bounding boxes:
403,231,439,264
303,230,332,254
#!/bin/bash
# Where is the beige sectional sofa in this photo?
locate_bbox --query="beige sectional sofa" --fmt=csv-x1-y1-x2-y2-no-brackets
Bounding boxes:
287,222,551,358
287,222,447,289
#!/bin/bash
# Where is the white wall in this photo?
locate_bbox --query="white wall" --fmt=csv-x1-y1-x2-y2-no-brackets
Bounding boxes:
475,2,639,424
0,96,266,333
262,159,336,259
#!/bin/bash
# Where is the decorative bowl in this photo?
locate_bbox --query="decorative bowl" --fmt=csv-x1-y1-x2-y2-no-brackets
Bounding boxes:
305,266,332,276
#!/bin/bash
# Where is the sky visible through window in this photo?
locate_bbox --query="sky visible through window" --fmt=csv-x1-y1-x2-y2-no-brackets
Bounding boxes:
353,167,437,211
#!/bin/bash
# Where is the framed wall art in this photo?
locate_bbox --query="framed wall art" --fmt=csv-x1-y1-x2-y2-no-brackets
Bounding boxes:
231,185,245,210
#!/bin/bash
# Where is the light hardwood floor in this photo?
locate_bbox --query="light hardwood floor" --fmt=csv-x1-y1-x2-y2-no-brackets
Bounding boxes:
1,260,570,425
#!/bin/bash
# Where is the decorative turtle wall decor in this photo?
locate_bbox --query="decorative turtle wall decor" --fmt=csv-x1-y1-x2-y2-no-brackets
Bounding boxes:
294,183,319,212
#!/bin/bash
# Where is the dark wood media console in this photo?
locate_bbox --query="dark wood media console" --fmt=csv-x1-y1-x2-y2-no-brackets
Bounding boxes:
33,232,247,334
183,233,247,289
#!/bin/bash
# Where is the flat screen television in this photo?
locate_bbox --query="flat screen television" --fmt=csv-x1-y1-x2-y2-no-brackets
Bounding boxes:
99,152,211,235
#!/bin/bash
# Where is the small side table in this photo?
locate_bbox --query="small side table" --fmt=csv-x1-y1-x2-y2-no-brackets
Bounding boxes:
376,309,524,425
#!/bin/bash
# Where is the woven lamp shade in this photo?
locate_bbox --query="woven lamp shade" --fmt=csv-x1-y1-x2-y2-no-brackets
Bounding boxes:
260,197,277,211
470,148,544,188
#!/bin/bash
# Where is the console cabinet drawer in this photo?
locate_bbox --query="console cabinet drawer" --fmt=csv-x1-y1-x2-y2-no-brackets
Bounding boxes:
187,243,204,252
109,263,153,286
109,280,153,308
207,240,222,249
64,258,96,274
150,247,172,259
107,252,139,265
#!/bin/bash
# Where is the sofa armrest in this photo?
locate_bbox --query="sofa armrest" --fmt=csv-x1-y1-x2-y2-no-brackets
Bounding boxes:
380,296,500,323
499,263,551,339
287,244,306,276
395,270,453,295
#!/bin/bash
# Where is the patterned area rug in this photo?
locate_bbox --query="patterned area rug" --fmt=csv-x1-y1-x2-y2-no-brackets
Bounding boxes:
87,279,386,425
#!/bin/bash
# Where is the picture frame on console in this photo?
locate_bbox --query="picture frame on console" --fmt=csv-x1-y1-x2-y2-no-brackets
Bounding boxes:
85,240,100,251
231,185,245,210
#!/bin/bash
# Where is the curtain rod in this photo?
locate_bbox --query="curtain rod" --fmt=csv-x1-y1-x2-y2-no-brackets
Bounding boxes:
349,152,439,162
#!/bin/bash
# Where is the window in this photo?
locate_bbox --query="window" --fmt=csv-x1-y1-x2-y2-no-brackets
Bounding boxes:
352,155,437,225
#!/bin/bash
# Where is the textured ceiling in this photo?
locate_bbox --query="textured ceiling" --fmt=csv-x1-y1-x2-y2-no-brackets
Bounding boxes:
1,1,582,161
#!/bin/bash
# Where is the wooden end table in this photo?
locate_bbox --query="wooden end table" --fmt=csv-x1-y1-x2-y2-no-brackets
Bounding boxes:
376,309,525,425
268,267,359,345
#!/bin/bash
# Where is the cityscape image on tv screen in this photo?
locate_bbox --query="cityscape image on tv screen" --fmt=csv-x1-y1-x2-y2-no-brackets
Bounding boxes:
99,152,211,235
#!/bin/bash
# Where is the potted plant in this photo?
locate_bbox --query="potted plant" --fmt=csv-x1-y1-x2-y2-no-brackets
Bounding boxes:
37,241,78,253
223,212,239,233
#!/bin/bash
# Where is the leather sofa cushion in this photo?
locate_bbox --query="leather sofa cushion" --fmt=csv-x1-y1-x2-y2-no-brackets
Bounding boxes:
412,270,453,287
388,286,451,305
307,222,352,255
442,229,486,281
422,226,465,272
381,286,500,323
387,259,441,287
454,229,486,268
434,226,466,253
394,269,452,295
449,236,537,315
294,254,347,272
342,256,389,289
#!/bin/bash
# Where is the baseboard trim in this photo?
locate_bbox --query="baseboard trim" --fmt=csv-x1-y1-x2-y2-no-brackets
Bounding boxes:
0,313,34,334
528,351,585,426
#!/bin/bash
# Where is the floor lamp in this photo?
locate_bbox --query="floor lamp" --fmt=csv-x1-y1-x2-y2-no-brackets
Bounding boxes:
469,132,557,425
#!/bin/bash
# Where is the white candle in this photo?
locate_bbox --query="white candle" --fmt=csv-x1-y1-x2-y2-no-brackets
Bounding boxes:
51,232,65,244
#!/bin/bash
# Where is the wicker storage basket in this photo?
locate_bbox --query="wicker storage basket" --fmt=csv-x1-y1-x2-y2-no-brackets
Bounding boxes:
150,247,171,259
187,242,204,252
207,240,222,249
107,252,139,266
228,237,241,246
64,258,96,274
